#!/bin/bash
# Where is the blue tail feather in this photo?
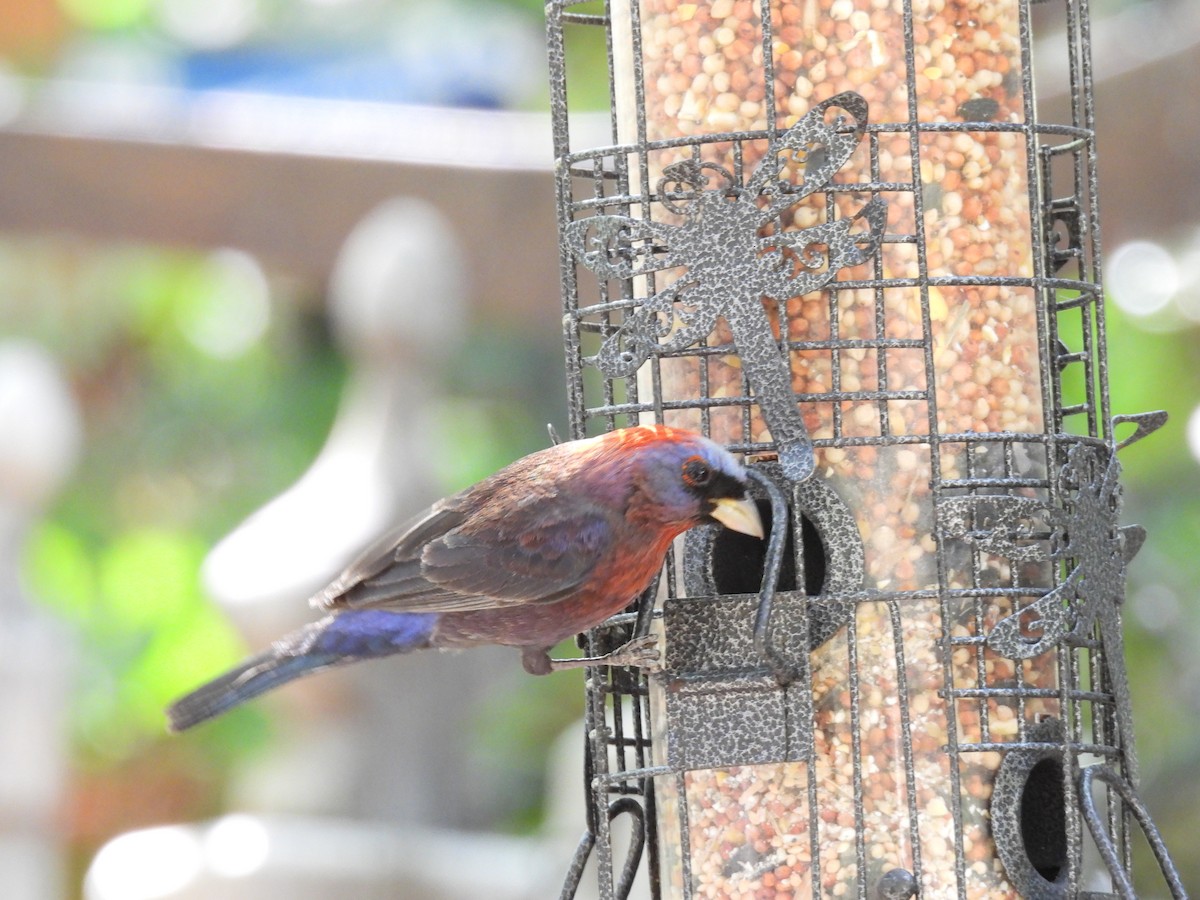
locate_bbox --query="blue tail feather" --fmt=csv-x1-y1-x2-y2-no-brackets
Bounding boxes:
166,611,436,732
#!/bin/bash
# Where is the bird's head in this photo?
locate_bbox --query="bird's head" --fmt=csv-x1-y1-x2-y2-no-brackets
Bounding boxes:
598,426,764,539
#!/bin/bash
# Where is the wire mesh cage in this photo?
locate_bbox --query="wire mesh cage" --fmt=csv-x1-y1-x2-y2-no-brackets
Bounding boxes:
545,0,1184,897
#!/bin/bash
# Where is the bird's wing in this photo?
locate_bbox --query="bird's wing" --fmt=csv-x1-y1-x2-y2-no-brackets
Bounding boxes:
315,494,617,614
309,495,471,610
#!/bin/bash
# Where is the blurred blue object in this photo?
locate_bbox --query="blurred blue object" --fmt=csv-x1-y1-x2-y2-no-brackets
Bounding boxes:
180,49,450,106
177,4,543,109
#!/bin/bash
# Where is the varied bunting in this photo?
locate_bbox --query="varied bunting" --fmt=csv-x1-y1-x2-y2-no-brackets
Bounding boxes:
167,425,762,731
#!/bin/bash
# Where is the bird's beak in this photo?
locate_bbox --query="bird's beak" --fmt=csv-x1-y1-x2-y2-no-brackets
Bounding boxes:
710,496,765,539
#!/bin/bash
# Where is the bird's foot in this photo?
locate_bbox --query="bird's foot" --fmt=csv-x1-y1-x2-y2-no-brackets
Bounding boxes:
548,633,662,673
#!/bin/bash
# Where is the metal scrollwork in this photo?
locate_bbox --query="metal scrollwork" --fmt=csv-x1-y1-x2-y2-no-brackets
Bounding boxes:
1079,764,1188,900
559,797,646,900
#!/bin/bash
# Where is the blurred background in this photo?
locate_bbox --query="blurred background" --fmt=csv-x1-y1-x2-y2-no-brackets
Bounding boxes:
0,0,1196,897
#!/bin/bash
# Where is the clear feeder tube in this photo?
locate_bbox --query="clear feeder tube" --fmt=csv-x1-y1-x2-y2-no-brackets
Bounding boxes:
548,0,1121,895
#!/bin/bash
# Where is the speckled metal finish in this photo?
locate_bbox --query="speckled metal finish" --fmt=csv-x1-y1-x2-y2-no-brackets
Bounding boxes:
564,94,887,482
991,717,1070,899
544,0,1184,896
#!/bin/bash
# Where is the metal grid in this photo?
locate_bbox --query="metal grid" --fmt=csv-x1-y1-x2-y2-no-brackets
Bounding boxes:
546,0,1180,897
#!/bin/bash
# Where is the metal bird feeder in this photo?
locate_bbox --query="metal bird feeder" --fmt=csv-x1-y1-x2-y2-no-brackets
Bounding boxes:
546,0,1185,897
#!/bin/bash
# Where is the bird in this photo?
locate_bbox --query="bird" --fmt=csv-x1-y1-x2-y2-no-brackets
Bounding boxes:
166,424,763,732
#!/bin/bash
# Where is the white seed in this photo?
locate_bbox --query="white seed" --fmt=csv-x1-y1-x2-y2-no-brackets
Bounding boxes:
830,0,854,21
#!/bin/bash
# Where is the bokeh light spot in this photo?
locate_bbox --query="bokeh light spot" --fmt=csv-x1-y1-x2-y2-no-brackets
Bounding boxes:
176,249,271,360
1109,240,1179,318
205,815,270,878
87,827,201,900
157,0,260,50
1187,403,1200,466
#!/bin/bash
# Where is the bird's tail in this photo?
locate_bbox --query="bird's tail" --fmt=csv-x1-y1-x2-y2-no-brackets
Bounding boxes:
166,610,436,732
166,649,335,732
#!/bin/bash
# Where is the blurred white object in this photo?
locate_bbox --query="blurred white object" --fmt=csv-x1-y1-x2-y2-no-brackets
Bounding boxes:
1187,403,1200,466
1108,240,1179,319
201,196,465,633
85,813,560,900
85,718,650,900
0,340,82,900
0,339,83,515
198,198,516,832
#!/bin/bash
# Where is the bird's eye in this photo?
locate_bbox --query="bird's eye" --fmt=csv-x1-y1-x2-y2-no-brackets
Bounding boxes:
682,456,713,488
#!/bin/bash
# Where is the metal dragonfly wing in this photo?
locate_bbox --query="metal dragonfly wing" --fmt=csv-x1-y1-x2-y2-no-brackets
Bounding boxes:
565,92,887,482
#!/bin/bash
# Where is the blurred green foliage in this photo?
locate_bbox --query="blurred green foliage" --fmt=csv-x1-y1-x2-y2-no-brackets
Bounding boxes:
4,240,347,768
1083,304,1200,894
2,235,577,842
58,0,152,31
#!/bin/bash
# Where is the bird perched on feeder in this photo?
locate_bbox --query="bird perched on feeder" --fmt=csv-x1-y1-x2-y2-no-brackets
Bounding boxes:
167,425,763,731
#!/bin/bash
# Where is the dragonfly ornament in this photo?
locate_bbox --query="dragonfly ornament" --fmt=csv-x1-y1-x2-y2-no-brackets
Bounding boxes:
566,92,887,482
982,442,1146,782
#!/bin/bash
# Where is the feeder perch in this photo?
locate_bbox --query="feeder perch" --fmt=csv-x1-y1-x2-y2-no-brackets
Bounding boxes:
546,0,1185,897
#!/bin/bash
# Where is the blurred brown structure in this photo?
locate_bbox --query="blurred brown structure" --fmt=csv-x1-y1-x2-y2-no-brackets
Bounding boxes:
1,3,1198,301
0,91,581,320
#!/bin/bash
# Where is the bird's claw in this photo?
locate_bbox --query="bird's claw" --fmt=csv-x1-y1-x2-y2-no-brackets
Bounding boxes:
605,633,662,671
546,633,662,673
